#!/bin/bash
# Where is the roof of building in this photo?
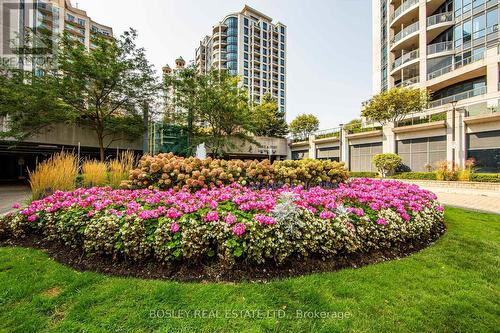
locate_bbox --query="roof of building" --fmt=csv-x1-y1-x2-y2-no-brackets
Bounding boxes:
240,5,273,22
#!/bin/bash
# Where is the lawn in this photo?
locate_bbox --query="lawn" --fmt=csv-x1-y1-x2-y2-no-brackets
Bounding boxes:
0,207,498,332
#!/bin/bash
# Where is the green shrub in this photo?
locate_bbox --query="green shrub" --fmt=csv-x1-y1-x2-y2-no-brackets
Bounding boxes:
372,153,402,178
470,173,500,183
273,159,349,186
349,172,378,178
391,172,437,180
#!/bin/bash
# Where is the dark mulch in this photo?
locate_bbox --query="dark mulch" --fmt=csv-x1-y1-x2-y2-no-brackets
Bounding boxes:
0,222,446,283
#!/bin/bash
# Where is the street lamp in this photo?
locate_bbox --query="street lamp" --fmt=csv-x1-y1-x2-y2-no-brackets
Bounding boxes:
450,100,458,171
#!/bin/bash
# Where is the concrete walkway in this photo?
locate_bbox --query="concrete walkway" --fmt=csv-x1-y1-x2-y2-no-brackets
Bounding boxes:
0,185,31,215
399,181,500,215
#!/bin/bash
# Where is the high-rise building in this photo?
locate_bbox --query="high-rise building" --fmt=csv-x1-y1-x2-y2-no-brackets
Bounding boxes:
195,5,287,113
366,0,500,172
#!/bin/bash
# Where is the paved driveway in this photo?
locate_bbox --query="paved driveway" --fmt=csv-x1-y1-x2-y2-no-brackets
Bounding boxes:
0,184,31,215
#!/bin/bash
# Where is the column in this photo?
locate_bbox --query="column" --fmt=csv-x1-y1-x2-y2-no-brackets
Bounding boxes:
382,122,396,154
308,135,316,159
340,127,349,168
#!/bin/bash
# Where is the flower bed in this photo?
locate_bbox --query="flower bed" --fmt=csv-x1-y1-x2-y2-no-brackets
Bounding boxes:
1,179,444,269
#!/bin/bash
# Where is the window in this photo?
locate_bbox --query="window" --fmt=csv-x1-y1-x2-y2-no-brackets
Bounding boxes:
472,14,485,39
244,44,249,51
263,22,267,30
280,26,285,34
77,18,85,26
263,32,267,39
280,43,285,50
263,81,267,87
244,61,249,68
280,35,285,42
281,75,285,81
487,8,498,33
280,67,284,74
455,0,462,17
281,51,285,57
263,48,267,55
280,82,284,89
263,64,267,71
280,106,285,112
244,27,249,35
244,18,249,26
473,0,484,8
244,36,249,43
454,25,463,47
281,59,284,65
463,0,472,13
463,19,472,43
244,53,249,60
244,69,249,76
280,91,284,97
263,41,267,47
280,99,284,105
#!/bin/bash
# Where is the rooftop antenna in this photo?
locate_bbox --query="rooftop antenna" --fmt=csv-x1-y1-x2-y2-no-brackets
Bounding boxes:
76,2,79,8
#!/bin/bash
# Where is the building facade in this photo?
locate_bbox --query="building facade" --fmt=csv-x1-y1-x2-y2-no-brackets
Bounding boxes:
0,1,138,182
291,0,500,174
194,5,287,113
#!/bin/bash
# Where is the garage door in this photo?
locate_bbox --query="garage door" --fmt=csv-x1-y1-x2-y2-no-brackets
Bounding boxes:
349,142,382,172
316,146,340,161
396,136,446,171
291,149,309,160
467,130,500,172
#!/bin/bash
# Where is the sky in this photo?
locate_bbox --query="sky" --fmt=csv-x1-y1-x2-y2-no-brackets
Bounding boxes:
78,0,373,130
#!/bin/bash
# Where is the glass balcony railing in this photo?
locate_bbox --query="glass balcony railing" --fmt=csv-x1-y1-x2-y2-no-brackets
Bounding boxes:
396,111,447,127
465,102,500,117
391,0,419,23
427,12,454,27
314,128,341,140
392,49,419,70
391,21,419,46
429,86,487,108
395,75,420,87
427,41,454,55
427,51,485,80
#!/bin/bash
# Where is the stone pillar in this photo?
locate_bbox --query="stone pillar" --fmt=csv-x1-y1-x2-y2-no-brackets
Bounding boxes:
456,109,466,169
340,128,349,168
382,122,396,153
418,0,427,88
486,47,499,97
308,135,316,159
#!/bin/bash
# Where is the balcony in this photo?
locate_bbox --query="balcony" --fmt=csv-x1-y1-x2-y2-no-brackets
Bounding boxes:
427,12,454,41
391,21,419,50
427,41,453,57
391,49,419,72
427,51,485,80
314,128,341,140
395,111,447,127
391,0,419,26
395,75,420,87
429,86,487,108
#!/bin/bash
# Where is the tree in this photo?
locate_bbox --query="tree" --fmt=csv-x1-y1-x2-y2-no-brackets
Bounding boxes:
289,114,319,140
56,29,159,161
195,70,255,157
362,87,430,125
251,93,288,137
372,153,402,178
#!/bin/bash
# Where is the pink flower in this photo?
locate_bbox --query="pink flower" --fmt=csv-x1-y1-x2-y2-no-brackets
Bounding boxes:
319,210,336,219
11,202,21,209
27,215,37,222
376,218,388,225
224,213,237,225
166,207,183,219
232,223,246,237
204,211,219,222
170,222,180,233
254,214,276,225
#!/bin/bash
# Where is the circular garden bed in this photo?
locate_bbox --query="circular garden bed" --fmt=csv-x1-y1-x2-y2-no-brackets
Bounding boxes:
0,178,445,281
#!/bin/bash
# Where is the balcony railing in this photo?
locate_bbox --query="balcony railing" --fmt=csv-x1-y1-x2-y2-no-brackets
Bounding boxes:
429,86,487,108
396,111,447,127
427,51,485,80
427,41,453,55
314,128,341,140
395,75,420,87
465,103,500,117
391,21,419,46
427,11,454,27
391,0,419,23
392,49,419,70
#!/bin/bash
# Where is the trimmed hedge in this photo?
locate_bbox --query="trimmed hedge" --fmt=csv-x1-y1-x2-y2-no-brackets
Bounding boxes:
391,172,437,180
470,173,500,183
349,172,378,178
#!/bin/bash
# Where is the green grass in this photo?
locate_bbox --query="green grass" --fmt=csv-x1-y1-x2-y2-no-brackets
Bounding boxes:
0,207,499,332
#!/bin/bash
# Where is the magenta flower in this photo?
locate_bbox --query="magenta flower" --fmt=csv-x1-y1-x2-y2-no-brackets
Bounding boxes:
319,210,336,219
254,214,276,225
232,223,246,237
166,207,183,219
27,215,37,222
224,213,237,225
11,202,21,209
376,218,388,225
170,222,180,233
204,211,219,222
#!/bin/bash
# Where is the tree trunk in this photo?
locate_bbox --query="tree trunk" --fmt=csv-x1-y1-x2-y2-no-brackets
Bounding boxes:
96,127,105,162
